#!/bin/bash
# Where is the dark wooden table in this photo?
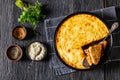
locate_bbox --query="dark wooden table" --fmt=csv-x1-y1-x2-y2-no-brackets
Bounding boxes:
1,0,120,80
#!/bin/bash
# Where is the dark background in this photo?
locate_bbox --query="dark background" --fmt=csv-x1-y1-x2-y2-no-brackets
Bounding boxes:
0,0,120,80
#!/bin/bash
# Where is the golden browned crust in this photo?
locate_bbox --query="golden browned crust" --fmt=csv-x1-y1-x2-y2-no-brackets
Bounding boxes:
56,14,109,69
84,49,93,66
84,41,107,66
102,41,107,49
87,44,103,65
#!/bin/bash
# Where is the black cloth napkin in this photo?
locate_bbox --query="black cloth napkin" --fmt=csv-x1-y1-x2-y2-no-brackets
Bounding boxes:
44,6,117,75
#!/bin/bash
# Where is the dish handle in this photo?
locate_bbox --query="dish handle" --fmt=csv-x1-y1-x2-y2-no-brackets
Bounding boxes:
107,31,120,62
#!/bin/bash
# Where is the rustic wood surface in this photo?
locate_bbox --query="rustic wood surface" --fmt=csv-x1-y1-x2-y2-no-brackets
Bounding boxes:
0,0,120,80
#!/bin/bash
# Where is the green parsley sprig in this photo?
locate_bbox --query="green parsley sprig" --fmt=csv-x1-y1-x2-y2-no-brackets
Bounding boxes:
15,0,46,34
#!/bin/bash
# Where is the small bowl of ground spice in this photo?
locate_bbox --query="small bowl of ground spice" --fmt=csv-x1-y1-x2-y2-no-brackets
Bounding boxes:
6,44,23,62
12,26,27,40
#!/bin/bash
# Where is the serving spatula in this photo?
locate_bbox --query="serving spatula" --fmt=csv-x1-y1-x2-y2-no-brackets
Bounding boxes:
83,22,119,67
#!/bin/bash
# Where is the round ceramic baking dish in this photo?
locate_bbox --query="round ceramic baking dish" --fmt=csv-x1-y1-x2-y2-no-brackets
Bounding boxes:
54,12,120,70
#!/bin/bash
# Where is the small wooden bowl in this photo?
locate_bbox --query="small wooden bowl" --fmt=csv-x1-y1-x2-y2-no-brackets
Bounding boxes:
12,26,27,40
6,44,23,62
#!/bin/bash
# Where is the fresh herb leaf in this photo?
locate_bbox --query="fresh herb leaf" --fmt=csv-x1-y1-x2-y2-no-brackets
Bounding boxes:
15,0,25,9
15,0,46,34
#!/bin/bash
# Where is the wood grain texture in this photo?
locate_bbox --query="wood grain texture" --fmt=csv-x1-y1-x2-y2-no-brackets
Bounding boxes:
1,0,73,80
105,0,120,7
1,0,120,80
0,1,2,77
73,0,104,12
105,1,120,80
0,0,14,80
